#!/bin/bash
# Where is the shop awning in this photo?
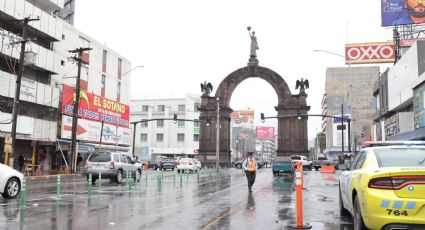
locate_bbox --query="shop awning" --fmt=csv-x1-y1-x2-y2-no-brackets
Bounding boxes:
56,139,95,153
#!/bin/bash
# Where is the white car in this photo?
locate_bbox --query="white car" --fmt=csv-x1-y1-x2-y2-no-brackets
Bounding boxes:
194,159,202,170
290,155,313,171
0,163,24,199
176,158,198,173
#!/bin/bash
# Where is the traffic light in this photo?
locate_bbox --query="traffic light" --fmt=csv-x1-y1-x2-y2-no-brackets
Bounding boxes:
297,111,302,120
260,113,265,123
173,114,177,124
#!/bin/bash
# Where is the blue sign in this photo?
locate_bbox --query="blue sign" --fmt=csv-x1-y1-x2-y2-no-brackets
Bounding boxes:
381,0,425,26
333,117,349,124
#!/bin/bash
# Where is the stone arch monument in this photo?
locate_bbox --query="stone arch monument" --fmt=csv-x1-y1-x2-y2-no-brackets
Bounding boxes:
198,64,310,166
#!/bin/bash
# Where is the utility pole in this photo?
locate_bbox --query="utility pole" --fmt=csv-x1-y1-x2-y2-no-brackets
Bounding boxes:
216,97,220,171
341,104,344,163
10,17,39,167
68,47,92,173
132,122,137,155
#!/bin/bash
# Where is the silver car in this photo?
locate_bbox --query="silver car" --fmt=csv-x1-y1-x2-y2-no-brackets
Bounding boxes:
83,152,142,184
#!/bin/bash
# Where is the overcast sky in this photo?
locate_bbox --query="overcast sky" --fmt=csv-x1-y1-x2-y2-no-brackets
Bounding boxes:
75,0,392,139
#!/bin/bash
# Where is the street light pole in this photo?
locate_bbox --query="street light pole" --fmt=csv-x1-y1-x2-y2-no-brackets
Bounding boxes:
216,97,220,171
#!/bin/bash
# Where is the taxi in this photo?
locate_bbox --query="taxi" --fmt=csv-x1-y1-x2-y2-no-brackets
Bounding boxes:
339,141,425,230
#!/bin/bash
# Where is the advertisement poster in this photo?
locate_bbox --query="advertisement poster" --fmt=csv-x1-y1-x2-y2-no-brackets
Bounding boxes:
230,110,254,129
61,84,130,128
255,126,275,139
61,115,131,145
381,0,425,26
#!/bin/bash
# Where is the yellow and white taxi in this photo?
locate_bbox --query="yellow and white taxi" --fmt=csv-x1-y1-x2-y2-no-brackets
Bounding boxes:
339,141,425,230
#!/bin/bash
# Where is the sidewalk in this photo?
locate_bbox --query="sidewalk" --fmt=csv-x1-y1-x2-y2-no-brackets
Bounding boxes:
25,173,82,181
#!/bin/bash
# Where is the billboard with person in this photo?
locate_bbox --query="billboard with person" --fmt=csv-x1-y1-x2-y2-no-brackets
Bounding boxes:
381,0,425,26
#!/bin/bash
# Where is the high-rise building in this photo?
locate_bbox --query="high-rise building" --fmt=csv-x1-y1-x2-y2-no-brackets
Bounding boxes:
54,0,76,25
0,0,131,173
321,66,379,157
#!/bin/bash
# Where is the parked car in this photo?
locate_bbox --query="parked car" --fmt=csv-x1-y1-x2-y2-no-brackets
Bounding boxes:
194,159,202,170
272,156,293,175
176,158,198,173
83,152,142,184
290,155,313,171
159,159,175,171
233,160,244,169
147,159,161,170
313,156,330,171
339,141,425,230
0,163,23,199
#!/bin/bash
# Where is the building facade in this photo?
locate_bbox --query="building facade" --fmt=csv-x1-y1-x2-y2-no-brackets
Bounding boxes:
0,0,131,173
321,66,379,157
372,40,425,141
54,0,75,25
130,95,201,161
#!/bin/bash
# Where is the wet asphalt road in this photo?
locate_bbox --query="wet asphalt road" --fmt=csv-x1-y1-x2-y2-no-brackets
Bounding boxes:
0,168,354,230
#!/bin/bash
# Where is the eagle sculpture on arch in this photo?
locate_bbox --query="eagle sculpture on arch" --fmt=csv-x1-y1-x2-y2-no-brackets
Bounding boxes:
296,78,309,93
201,81,213,96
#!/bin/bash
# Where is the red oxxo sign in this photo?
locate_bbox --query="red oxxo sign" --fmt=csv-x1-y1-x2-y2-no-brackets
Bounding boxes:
345,42,395,64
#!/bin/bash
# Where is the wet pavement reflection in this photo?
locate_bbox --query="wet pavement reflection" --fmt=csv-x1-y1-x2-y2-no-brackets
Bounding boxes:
0,168,354,229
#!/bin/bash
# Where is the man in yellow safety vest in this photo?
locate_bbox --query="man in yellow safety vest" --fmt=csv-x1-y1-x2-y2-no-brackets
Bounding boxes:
242,151,257,192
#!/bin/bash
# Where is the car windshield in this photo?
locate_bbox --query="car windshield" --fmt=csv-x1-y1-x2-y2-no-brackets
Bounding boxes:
318,157,327,160
180,158,191,162
88,153,111,162
291,156,301,160
374,148,425,167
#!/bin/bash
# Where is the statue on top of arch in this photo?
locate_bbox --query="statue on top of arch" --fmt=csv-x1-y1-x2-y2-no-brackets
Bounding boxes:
296,78,309,94
201,81,213,96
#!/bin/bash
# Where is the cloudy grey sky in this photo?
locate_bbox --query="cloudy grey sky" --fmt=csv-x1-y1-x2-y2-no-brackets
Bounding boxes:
75,0,392,139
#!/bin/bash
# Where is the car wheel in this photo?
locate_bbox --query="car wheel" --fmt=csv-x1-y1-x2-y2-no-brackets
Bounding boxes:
172,168,174,171
3,177,20,199
314,166,319,171
236,164,242,169
91,178,97,185
339,186,350,216
354,195,367,230
116,170,123,184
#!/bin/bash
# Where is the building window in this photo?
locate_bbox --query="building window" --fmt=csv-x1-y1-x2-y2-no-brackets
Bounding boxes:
141,121,148,127
194,121,200,127
157,120,164,127
177,133,185,142
157,105,165,112
142,105,149,112
102,50,107,64
194,134,199,142
117,82,121,102
62,34,65,40
178,120,185,127
194,103,200,111
156,133,164,142
178,104,185,112
140,134,147,142
101,75,106,87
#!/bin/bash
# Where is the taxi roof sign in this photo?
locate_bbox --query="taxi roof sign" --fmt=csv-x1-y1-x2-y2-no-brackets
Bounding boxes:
364,141,425,147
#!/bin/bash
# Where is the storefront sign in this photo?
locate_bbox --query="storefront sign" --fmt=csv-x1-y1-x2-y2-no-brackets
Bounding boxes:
61,115,131,146
384,113,400,138
345,42,395,64
61,84,130,128
413,83,425,129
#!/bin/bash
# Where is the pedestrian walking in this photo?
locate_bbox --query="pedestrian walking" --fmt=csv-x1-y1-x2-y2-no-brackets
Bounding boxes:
76,154,83,172
242,152,257,192
18,153,25,172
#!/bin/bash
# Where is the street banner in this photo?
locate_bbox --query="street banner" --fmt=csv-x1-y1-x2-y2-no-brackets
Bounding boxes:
61,115,131,146
61,84,130,128
381,0,425,26
256,126,275,139
345,42,395,64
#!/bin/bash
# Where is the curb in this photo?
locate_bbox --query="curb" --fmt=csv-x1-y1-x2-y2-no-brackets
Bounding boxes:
26,173,82,180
